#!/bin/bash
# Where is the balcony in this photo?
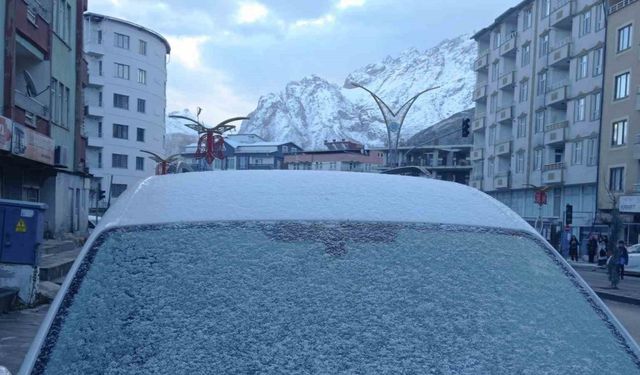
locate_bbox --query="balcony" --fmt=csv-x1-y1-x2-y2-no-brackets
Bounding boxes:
546,84,568,108
494,173,510,189
88,74,104,87
498,71,515,90
550,0,573,29
542,165,564,184
543,121,568,146
500,35,517,57
472,116,486,132
549,43,571,68
84,105,104,118
470,148,484,161
497,106,513,124
495,141,511,156
470,179,483,190
15,90,49,119
473,52,489,71
85,41,104,56
473,84,488,102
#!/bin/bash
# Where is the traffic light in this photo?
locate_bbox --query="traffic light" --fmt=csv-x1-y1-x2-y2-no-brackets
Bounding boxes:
462,118,471,138
565,204,573,225
98,190,106,201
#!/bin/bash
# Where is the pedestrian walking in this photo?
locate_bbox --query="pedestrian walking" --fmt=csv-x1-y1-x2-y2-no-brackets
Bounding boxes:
607,242,622,289
569,235,579,262
619,242,629,280
587,235,597,264
597,235,608,267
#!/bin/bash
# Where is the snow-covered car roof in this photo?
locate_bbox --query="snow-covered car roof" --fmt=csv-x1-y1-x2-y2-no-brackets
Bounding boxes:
95,170,534,234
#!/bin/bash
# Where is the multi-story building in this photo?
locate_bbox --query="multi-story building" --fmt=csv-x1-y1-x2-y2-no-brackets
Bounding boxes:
471,0,606,244
83,13,170,206
598,0,640,243
375,145,473,182
178,134,302,171
285,140,384,172
0,0,90,237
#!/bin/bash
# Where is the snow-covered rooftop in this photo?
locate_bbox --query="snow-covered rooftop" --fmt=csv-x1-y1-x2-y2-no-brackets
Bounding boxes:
95,171,534,235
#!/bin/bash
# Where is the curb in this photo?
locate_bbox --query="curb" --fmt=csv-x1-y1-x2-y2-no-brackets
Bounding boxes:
595,291,640,306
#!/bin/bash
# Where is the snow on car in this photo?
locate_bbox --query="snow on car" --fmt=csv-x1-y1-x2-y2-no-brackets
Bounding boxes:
20,171,640,374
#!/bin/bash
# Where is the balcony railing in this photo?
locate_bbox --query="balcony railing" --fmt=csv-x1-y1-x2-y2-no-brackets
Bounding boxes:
14,90,48,119
542,162,564,171
610,0,639,14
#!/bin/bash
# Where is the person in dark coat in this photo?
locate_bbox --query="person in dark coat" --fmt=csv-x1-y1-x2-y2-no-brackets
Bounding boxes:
569,235,579,261
587,235,598,263
597,235,608,266
619,241,629,280
608,243,621,288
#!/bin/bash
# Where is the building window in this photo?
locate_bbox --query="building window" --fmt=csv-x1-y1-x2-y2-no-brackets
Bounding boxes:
576,55,588,80
574,97,586,122
521,44,531,67
113,123,129,139
113,93,129,109
137,99,146,113
98,60,103,76
614,72,630,100
111,183,127,197
579,10,591,37
491,61,499,82
112,154,128,169
519,79,529,102
51,79,57,123
489,93,498,113
139,40,147,55
97,30,102,44
114,33,130,49
609,167,624,192
533,149,543,170
618,24,632,53
488,158,494,177
611,119,627,146
138,69,147,84
592,48,603,76
136,157,144,171
493,32,502,49
114,63,130,80
516,152,525,173
329,162,337,170
98,121,102,137
535,111,545,133
137,128,145,142
586,138,597,166
537,71,547,95
539,34,549,57
488,126,496,145
590,91,601,121
523,8,532,30
98,91,103,107
540,0,550,18
97,152,102,168
517,116,527,138
571,141,583,165
594,4,604,31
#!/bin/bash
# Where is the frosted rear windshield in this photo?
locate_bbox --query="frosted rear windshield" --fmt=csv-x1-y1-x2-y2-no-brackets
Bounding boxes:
34,222,640,374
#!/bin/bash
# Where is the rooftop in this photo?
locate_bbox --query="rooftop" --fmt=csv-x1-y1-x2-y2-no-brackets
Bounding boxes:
84,12,171,53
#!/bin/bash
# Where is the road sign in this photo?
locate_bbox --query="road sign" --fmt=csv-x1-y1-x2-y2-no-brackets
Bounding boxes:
534,190,547,205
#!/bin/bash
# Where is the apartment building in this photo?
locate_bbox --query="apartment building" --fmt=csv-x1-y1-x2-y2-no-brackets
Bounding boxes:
471,0,606,242
285,140,384,172
83,13,170,206
598,0,640,243
0,0,90,237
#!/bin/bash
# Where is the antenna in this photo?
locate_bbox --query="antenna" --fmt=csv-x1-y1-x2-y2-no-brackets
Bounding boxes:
23,70,49,97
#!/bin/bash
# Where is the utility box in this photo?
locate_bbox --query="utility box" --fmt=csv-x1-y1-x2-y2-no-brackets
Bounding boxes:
0,199,47,265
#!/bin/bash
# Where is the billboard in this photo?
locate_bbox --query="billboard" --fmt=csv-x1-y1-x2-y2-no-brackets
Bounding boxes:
0,116,12,151
11,123,54,165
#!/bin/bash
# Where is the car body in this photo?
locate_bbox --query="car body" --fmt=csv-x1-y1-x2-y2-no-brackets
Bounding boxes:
626,244,640,269
19,171,640,374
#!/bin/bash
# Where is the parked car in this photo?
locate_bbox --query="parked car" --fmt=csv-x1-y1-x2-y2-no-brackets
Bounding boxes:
626,244,640,269
19,171,640,374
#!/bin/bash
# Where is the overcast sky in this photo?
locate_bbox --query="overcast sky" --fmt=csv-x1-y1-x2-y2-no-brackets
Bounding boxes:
88,0,516,125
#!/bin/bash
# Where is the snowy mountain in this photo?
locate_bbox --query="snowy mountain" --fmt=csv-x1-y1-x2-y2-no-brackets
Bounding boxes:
166,109,199,135
239,34,477,149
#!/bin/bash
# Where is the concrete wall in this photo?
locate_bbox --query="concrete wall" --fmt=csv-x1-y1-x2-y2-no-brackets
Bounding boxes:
0,264,38,304
42,172,89,238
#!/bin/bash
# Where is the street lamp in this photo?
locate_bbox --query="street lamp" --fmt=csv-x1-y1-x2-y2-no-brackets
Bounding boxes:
344,81,438,167
169,110,248,168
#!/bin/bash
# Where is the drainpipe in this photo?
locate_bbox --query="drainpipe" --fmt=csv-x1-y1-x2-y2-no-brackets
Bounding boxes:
594,0,609,227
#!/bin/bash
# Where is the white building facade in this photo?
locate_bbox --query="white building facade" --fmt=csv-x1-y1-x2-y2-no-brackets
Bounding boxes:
471,0,606,247
83,13,170,206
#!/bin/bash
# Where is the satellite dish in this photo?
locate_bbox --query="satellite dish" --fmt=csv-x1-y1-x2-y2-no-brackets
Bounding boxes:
23,70,49,97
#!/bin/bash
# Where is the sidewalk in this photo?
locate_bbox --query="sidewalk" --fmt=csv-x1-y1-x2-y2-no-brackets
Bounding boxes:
0,304,49,373
569,262,640,306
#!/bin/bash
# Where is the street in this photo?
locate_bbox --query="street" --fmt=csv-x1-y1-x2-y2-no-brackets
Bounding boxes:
604,300,640,343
